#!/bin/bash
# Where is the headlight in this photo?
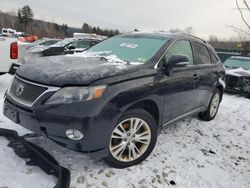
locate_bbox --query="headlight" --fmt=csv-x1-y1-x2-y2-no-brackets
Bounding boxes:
243,77,250,84
45,85,106,105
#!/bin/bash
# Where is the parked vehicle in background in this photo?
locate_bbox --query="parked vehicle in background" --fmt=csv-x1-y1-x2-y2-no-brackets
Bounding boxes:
73,32,108,40
1,28,26,38
0,36,19,75
18,38,61,64
2,28,16,36
215,48,245,62
3,32,225,168
22,38,101,63
27,38,61,49
63,38,101,54
224,56,250,98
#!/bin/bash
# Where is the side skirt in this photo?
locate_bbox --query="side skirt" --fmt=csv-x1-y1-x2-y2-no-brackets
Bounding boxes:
162,107,206,127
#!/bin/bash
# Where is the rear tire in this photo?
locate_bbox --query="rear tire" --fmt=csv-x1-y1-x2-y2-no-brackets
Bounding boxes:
104,109,158,168
199,89,221,121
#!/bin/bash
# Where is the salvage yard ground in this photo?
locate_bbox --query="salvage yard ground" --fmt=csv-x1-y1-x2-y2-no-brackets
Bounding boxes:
0,73,250,188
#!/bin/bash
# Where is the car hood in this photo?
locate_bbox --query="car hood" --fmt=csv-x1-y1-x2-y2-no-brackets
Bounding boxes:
29,45,50,53
226,67,250,77
16,55,141,86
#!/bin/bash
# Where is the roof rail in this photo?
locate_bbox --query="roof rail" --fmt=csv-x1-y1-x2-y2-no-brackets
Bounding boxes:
176,32,207,44
154,30,208,44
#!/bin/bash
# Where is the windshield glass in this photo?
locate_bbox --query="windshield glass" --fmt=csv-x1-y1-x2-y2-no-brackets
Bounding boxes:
224,58,250,70
40,40,60,46
86,35,167,63
52,38,76,47
30,39,45,47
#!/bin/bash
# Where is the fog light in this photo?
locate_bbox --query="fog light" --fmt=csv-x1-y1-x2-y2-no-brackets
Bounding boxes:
66,129,84,140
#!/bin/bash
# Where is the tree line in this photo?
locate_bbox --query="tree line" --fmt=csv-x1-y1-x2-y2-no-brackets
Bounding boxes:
82,23,119,37
0,5,120,38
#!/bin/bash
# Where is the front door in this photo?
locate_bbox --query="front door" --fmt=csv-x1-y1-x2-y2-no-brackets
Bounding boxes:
160,40,199,123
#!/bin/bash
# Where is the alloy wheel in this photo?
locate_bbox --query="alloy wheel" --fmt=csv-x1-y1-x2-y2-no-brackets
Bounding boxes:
210,92,220,117
109,118,151,162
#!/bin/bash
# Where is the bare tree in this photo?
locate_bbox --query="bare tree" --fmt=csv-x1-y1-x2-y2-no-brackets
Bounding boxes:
235,0,250,30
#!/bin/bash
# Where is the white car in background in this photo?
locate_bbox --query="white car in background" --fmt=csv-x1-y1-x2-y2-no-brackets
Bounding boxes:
0,36,19,75
0,36,61,75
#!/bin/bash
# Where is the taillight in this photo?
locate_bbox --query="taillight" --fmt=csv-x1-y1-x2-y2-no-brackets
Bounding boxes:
10,42,18,59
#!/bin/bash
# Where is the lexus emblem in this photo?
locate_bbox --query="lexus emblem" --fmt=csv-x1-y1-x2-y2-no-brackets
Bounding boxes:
16,83,24,96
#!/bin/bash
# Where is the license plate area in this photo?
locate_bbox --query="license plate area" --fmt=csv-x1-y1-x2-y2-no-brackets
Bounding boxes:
3,104,19,123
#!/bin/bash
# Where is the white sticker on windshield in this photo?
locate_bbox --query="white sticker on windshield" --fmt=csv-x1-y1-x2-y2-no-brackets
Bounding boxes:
120,43,138,49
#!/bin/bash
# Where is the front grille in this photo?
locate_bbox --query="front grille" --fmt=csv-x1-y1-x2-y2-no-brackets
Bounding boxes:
8,76,48,107
225,75,239,88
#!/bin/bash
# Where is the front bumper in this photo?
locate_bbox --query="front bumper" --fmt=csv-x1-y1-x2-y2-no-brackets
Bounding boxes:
3,97,121,158
225,74,250,96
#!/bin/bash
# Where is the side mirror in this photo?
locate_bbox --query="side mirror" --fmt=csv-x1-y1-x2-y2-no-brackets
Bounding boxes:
167,55,189,68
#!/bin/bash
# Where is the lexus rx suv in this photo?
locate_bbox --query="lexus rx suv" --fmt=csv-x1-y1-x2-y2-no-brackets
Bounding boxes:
3,32,225,168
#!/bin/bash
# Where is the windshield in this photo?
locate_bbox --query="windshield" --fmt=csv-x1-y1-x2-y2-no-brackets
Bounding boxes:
40,40,60,46
52,38,76,47
86,35,167,63
224,58,250,70
70,39,95,49
30,39,45,47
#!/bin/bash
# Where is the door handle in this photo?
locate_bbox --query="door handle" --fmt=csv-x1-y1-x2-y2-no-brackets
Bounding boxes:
193,74,198,80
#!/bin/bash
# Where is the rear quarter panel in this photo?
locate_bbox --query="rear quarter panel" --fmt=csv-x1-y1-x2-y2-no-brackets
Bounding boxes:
0,37,18,73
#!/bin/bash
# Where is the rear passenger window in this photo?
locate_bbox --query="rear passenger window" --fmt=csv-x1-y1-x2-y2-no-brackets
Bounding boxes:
211,53,218,64
191,42,212,64
164,40,194,65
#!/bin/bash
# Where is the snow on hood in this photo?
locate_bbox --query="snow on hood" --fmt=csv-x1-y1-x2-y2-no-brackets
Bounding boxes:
226,67,250,77
67,51,143,70
17,55,141,86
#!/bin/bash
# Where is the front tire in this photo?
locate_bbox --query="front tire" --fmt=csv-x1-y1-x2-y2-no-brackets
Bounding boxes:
199,89,221,121
104,109,158,168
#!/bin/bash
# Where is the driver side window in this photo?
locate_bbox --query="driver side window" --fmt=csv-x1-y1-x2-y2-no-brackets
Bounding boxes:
164,40,194,65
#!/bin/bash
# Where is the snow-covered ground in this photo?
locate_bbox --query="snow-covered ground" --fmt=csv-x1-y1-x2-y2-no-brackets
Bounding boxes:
0,73,249,188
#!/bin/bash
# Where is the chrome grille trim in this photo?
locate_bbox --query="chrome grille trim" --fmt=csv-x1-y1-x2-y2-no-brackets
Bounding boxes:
7,75,60,107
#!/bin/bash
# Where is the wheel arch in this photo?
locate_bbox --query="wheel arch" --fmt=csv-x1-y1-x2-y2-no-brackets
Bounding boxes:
125,99,160,127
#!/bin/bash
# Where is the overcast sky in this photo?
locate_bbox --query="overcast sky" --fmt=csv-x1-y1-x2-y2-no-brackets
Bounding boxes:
0,0,248,39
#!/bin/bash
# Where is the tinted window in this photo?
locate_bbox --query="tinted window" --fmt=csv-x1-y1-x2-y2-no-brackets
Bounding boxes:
53,38,76,47
71,40,93,49
40,40,59,46
164,40,194,65
211,53,218,64
192,42,212,64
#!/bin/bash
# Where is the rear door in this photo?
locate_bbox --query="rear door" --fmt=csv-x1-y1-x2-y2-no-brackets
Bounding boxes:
162,40,199,122
191,41,219,108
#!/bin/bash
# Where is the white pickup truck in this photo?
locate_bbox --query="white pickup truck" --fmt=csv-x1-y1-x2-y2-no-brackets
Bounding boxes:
0,36,21,75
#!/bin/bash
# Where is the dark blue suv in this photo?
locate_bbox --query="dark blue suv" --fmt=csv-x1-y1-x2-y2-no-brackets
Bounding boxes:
4,32,225,168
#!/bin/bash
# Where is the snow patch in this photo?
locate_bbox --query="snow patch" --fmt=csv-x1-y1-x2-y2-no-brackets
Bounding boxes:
67,51,143,70
226,67,250,77
0,74,250,188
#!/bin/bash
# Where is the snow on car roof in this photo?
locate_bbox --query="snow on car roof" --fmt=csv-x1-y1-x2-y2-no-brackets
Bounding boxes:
122,31,207,43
